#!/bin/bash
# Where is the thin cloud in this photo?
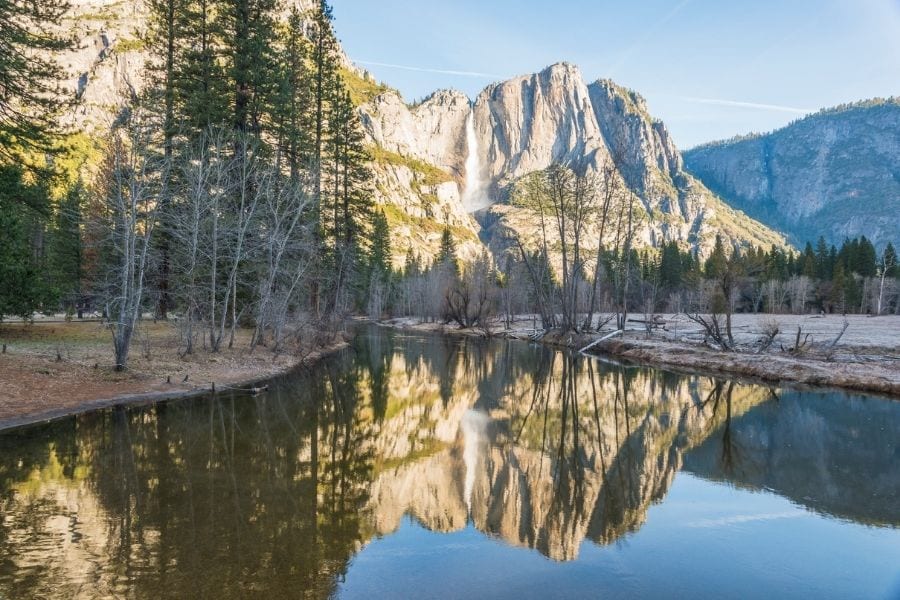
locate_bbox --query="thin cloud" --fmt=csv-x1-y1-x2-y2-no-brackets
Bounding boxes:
682,96,814,115
355,60,504,80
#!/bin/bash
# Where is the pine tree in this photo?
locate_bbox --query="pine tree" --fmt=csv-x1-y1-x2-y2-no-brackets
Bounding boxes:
0,0,74,161
369,210,391,280
704,235,728,279
0,166,47,319
175,0,229,135
800,242,815,278
224,0,277,136
436,227,459,274
855,236,877,277
883,243,898,278
48,179,85,312
815,236,830,279
271,7,314,180
659,241,682,290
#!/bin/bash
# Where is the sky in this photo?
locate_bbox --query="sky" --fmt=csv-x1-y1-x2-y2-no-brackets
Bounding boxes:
330,0,900,148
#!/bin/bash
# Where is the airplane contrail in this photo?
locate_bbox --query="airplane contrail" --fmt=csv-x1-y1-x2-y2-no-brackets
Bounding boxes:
681,96,814,114
354,60,505,79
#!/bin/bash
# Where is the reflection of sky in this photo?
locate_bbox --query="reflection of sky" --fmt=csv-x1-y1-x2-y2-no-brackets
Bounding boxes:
340,474,900,599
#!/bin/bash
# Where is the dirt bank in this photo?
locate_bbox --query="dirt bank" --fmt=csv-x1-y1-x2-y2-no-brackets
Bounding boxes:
381,315,900,398
0,321,349,431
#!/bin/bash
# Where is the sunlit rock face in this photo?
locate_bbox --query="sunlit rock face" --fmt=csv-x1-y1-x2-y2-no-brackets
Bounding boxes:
361,90,471,176
474,63,611,194
358,90,483,266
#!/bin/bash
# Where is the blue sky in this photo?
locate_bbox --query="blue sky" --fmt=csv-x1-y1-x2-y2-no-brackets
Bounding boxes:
331,0,900,148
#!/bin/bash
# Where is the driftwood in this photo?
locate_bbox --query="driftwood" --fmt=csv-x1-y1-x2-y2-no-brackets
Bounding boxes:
782,326,812,356
829,319,850,348
579,329,624,354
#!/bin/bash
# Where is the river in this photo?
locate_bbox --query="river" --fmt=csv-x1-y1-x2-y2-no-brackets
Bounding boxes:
0,326,898,598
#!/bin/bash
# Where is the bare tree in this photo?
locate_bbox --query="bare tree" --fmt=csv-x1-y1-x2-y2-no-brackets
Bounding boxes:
252,167,313,351
584,153,625,331
444,251,498,329
96,113,166,370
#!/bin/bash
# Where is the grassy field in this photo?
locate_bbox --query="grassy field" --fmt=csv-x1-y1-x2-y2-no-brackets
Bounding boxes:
0,320,346,428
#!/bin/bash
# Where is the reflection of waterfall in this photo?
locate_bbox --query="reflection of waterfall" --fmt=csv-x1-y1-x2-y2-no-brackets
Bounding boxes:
462,111,490,212
462,409,488,514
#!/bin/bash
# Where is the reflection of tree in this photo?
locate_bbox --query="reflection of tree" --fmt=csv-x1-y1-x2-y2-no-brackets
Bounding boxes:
3,326,896,595
0,344,381,598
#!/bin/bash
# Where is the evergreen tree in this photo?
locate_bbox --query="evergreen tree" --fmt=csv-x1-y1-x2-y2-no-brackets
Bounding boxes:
814,236,830,279
704,235,728,279
48,179,85,311
883,243,898,278
224,0,277,136
175,0,229,135
436,227,459,274
854,236,877,277
0,0,74,161
0,166,47,319
271,6,314,180
368,210,391,281
659,242,683,290
801,242,816,278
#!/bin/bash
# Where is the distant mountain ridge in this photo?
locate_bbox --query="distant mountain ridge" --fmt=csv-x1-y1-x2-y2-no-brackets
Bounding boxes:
684,98,900,248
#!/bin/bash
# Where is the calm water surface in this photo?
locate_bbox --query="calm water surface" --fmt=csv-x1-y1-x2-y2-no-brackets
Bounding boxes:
0,327,898,599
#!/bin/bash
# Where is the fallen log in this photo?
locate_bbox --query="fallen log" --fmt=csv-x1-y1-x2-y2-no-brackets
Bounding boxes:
579,330,624,354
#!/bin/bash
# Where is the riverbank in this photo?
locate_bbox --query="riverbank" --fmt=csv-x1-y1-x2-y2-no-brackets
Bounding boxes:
0,320,350,431
381,314,900,397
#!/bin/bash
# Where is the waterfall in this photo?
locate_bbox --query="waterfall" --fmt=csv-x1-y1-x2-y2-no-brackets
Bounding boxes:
462,111,490,212
461,409,488,515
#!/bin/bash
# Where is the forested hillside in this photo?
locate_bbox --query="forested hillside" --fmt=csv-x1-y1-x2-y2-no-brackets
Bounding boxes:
684,99,900,248
0,0,383,369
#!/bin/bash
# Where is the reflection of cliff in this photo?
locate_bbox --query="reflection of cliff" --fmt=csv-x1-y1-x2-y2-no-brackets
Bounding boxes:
684,390,900,526
1,328,897,598
363,346,771,560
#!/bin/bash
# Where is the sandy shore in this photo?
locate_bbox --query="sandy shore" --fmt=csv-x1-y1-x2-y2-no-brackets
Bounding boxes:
0,321,349,431
381,314,900,397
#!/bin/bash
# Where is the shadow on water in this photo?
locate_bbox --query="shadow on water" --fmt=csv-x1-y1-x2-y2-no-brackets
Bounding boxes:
0,325,898,598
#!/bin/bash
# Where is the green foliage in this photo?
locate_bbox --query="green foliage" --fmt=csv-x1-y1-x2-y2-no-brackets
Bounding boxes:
368,210,392,279
369,146,453,186
115,37,146,53
436,227,459,274
0,166,50,319
659,241,683,291
704,235,728,278
47,180,85,306
339,67,393,106
0,0,75,160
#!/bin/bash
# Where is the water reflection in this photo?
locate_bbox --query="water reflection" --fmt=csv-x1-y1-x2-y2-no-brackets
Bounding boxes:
0,327,897,598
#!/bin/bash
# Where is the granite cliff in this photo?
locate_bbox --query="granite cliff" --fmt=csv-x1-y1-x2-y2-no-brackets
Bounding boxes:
683,99,900,248
359,62,788,264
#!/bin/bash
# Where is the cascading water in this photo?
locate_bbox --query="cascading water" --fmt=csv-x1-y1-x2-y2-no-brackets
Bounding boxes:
462,111,491,213
461,409,488,515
